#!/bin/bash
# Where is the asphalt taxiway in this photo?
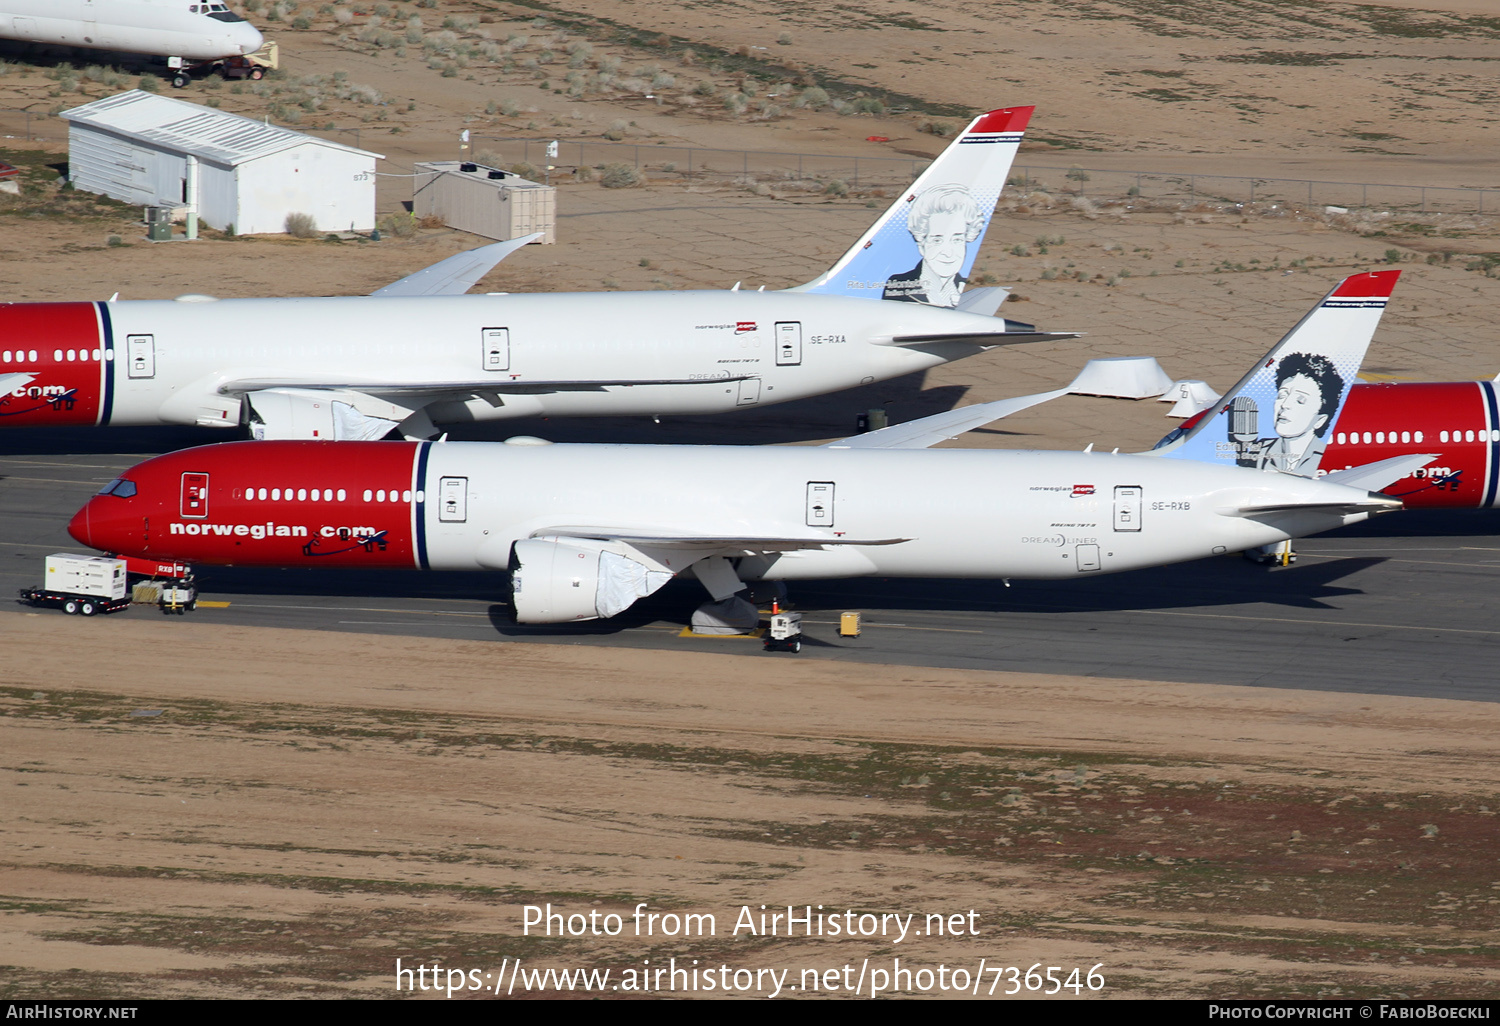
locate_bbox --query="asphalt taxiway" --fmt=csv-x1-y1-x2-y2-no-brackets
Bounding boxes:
4,422,1499,703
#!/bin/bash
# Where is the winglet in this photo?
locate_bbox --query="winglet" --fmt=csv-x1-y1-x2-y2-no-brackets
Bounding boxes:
370,233,543,297
1152,271,1399,477
787,105,1034,308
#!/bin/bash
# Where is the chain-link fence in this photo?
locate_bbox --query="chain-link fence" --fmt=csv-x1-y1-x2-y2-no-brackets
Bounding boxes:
472,135,931,189
4,111,1494,215
0,106,67,144
1007,165,1497,216
471,137,1499,215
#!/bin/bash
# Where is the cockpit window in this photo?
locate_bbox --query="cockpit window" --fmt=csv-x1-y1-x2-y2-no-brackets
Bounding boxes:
97,478,137,498
208,9,248,22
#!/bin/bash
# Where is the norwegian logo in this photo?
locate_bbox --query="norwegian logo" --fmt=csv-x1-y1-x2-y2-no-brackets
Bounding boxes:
1072,484,1095,497
735,321,757,334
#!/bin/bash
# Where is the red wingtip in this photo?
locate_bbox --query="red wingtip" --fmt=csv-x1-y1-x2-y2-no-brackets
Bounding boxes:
970,106,1034,134
1332,269,1401,298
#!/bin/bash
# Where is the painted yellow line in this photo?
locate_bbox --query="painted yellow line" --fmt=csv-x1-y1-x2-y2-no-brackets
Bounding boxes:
677,627,766,640
195,600,232,608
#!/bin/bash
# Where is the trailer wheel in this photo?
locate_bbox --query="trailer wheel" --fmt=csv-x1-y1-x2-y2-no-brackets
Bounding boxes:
80,601,97,617
171,73,189,88
791,638,802,653
63,599,79,615
249,67,264,80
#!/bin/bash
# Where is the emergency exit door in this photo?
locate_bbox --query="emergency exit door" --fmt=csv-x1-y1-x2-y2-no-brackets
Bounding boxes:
126,334,155,378
775,321,802,366
438,476,468,522
1113,485,1142,532
180,472,208,518
481,327,509,372
806,481,835,527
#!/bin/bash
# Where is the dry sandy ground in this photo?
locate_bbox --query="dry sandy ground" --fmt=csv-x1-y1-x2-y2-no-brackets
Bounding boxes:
3,615,1499,1000
3,0,1500,1001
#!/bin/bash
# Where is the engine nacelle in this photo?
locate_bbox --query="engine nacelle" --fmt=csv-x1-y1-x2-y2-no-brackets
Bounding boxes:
510,537,674,623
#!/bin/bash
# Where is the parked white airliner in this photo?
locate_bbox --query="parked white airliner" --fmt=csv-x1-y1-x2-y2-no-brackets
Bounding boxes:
69,272,1415,626
0,1,262,62
1,106,1076,441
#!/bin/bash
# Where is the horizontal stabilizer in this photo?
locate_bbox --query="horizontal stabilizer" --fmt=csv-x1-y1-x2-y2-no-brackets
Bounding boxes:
0,372,35,395
826,387,1069,449
1322,454,1439,492
1218,495,1403,518
954,286,1011,317
370,233,543,297
886,330,1080,348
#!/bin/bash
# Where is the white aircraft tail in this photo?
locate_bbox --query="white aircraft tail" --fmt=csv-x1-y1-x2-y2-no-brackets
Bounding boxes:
788,106,1033,309
1152,270,1400,478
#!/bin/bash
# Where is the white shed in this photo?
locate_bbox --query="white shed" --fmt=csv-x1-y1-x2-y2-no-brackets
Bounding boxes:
61,90,384,235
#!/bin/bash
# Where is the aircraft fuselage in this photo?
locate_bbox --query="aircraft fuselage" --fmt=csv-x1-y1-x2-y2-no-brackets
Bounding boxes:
0,291,1016,431
70,438,1387,582
0,0,262,61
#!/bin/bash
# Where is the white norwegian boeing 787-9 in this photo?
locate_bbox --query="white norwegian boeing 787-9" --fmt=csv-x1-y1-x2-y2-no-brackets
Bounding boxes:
68,272,1415,627
0,106,1076,441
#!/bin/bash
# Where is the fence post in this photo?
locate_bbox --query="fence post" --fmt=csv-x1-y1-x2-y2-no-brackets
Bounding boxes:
1421,187,1426,212
687,148,693,177
1363,183,1367,207
1307,180,1312,206
1249,180,1254,205
853,156,858,186
635,144,640,169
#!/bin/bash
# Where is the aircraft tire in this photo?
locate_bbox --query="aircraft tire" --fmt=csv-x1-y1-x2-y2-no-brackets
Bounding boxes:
63,599,79,615
249,67,263,80
171,73,189,89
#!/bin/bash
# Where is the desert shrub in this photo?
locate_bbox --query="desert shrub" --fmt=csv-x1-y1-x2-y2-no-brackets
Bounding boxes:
824,179,849,197
377,211,415,237
284,211,319,238
797,86,829,109
599,162,642,188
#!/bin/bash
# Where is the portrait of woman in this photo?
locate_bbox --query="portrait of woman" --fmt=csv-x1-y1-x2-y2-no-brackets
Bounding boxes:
881,183,987,308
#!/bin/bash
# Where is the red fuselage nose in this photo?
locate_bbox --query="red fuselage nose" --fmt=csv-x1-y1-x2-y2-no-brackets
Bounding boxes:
67,502,94,549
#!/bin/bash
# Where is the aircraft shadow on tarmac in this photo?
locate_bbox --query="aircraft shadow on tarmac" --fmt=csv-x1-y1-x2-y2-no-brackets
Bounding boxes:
185,505,1500,638
0,373,978,454
182,550,1389,641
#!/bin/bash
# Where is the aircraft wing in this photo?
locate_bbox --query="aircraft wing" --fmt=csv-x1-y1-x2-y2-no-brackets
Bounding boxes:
369,234,543,297
539,527,909,550
221,374,754,396
883,330,1081,348
825,387,1070,450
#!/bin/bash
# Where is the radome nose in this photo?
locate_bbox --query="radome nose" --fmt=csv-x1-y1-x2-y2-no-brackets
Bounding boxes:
239,23,264,54
67,501,93,548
